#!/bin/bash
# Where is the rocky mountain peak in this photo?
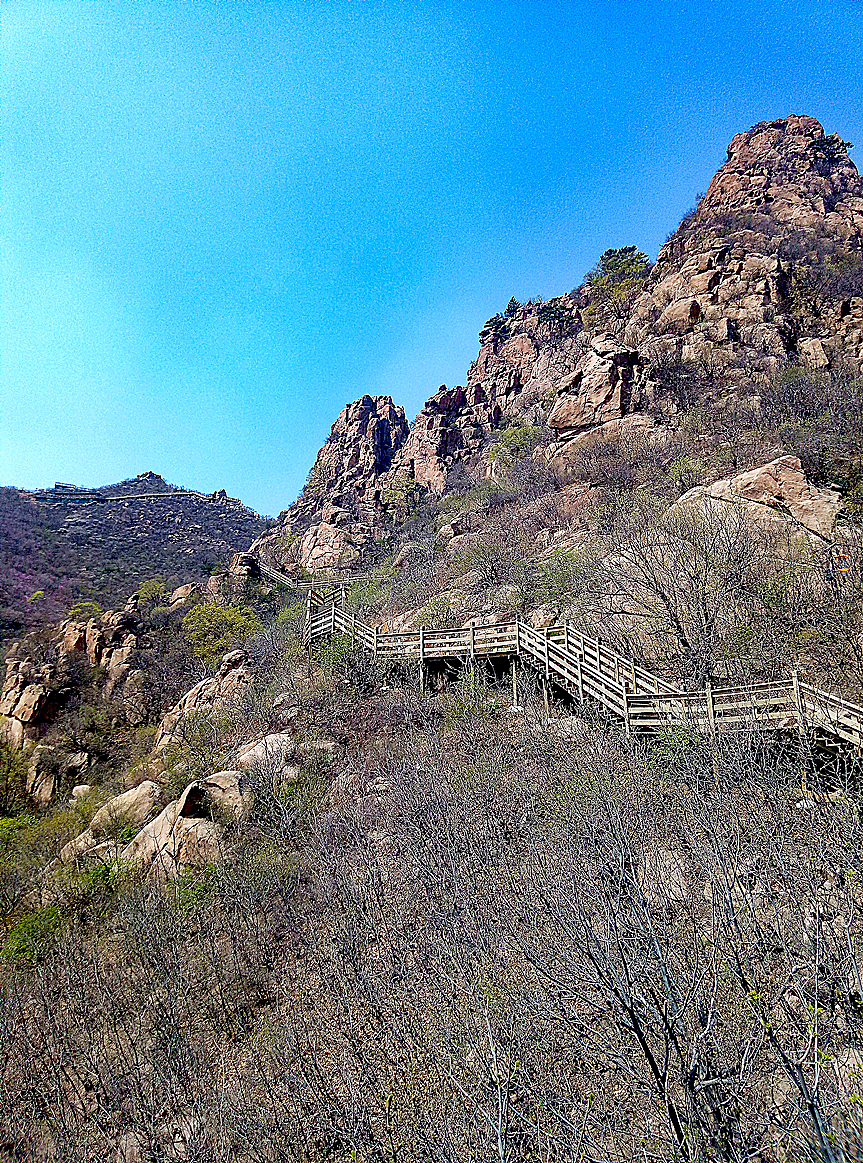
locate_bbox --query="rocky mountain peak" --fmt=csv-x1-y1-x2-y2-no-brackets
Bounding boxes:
256,114,863,574
299,394,408,518
698,115,860,229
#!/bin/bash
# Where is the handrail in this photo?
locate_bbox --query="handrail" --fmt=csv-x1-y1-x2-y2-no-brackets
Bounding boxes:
299,587,863,749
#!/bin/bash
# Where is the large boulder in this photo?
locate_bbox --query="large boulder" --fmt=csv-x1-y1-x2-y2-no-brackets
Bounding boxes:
89,780,163,838
201,770,254,820
59,781,164,865
120,782,223,884
675,454,842,538
547,335,644,438
153,650,253,752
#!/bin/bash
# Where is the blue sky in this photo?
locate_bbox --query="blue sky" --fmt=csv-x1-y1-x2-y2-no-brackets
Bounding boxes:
2,0,862,516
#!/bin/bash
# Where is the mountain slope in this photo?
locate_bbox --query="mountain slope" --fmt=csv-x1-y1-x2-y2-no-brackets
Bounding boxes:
0,472,270,639
252,115,863,574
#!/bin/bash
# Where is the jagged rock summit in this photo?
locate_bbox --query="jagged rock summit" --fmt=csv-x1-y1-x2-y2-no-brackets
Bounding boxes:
255,115,862,573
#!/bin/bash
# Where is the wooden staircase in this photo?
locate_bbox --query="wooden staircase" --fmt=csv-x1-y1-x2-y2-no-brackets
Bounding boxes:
296,583,863,748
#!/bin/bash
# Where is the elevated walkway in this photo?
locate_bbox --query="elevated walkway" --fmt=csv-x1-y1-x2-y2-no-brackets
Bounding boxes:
294,580,863,749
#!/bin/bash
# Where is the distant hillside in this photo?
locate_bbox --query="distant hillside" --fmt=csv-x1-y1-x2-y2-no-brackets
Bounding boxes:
0,472,271,639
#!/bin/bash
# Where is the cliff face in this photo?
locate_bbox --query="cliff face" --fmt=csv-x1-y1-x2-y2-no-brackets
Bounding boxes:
252,395,409,573
260,115,863,573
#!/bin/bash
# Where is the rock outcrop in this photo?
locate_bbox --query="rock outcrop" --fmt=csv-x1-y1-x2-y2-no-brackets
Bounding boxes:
253,116,862,575
153,649,253,752
674,454,842,539
252,395,408,572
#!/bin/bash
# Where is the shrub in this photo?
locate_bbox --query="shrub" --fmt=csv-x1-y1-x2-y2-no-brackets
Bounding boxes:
0,743,28,815
582,245,651,329
137,577,168,605
66,599,103,622
1,905,61,964
181,603,264,668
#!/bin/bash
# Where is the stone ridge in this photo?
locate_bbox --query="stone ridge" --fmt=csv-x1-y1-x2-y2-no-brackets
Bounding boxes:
258,115,863,573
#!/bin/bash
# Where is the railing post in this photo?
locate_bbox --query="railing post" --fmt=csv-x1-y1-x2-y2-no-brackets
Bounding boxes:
470,622,475,660
705,678,716,734
515,621,520,656
576,653,584,703
622,685,631,737
374,625,379,657
564,622,570,657
511,656,518,708
544,627,550,680
330,603,335,636
792,669,804,729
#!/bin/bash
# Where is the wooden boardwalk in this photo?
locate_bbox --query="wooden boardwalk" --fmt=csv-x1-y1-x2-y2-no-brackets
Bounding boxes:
294,582,863,749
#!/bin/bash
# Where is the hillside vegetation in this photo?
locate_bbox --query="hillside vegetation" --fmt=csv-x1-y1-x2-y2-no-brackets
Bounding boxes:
0,473,270,642
3,115,863,1161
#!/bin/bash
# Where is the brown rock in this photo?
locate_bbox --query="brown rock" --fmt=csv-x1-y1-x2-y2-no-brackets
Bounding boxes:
153,651,253,752
675,454,841,538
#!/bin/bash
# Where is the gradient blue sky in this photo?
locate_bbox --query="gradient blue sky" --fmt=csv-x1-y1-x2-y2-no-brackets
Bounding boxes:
2,0,862,516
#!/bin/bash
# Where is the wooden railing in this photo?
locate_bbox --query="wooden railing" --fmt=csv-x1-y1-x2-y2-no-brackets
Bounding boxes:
295,573,863,748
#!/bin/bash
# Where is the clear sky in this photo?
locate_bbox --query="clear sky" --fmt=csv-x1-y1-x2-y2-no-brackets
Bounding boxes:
2,0,862,516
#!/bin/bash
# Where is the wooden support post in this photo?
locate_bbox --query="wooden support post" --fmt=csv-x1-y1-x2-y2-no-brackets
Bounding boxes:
511,656,518,708
542,678,550,720
630,661,637,693
792,669,804,729
330,603,335,635
576,653,584,703
564,622,570,657
622,684,631,737
614,656,620,686
515,621,520,656
469,622,475,660
419,659,426,695
374,625,379,658
544,627,550,680
705,678,716,734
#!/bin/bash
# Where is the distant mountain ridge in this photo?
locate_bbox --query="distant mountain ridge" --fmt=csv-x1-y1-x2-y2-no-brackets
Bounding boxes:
0,471,270,640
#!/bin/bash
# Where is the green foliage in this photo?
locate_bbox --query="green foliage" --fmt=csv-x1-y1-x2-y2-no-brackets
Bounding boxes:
504,296,522,318
0,744,29,815
436,478,513,516
1,905,61,964
587,246,651,285
26,590,44,604
67,599,103,622
537,298,578,338
583,245,651,328
173,866,217,915
381,478,424,521
488,420,545,468
275,601,304,626
478,312,508,346
345,576,390,612
0,814,35,853
137,577,168,605
181,603,263,668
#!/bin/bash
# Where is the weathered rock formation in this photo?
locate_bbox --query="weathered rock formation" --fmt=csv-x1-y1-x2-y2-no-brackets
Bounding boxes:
153,649,253,752
254,116,861,574
252,395,409,572
674,454,843,539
